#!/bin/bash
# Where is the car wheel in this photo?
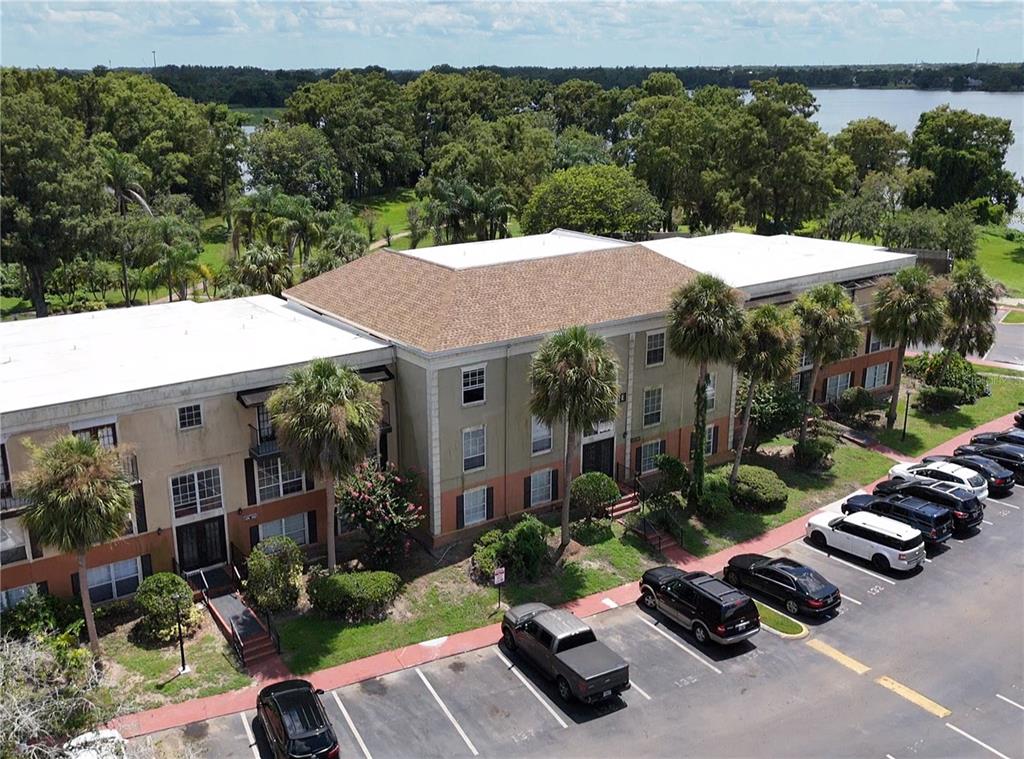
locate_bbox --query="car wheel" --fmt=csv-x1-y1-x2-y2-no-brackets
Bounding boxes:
557,677,573,703
501,626,516,651
785,599,800,615
641,588,657,609
872,554,890,571
810,531,827,548
693,622,709,644
725,569,740,586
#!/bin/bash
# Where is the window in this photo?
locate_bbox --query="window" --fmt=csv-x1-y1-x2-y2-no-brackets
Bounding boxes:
864,362,890,390
640,441,662,474
0,522,27,565
530,469,554,506
0,584,33,611
462,365,486,405
798,349,813,370
256,457,304,503
704,425,716,456
463,487,487,526
462,427,486,472
705,372,717,412
177,404,203,430
531,416,552,455
256,403,275,444
87,558,140,603
643,386,663,427
646,331,665,367
868,332,892,353
260,513,308,545
75,423,116,449
825,373,852,402
170,467,223,519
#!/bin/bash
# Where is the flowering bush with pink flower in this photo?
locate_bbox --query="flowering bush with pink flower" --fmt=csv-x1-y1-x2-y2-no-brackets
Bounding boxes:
337,460,423,568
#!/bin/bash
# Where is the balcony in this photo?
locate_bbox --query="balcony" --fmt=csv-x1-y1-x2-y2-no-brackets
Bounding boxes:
249,425,281,459
121,452,141,484
0,480,28,514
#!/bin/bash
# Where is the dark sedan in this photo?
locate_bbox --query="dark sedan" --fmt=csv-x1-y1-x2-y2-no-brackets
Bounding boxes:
955,443,1024,485
972,428,1024,448
924,453,1016,495
257,679,339,759
724,555,840,617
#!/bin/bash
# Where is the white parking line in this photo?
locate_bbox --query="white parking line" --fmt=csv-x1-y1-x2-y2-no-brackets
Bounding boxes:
332,692,374,759
885,754,897,759
239,712,260,759
994,500,1019,509
636,615,722,675
840,593,863,606
602,597,619,608
982,520,994,525
631,681,652,700
945,723,1012,759
924,558,933,563
996,693,1024,711
416,668,479,756
955,539,966,544
494,650,568,729
800,544,897,585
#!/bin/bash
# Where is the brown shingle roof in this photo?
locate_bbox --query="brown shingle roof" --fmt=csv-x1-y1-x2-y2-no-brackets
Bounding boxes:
284,244,702,353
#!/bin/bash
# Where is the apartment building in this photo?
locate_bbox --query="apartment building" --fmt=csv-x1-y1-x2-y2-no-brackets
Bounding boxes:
0,296,394,608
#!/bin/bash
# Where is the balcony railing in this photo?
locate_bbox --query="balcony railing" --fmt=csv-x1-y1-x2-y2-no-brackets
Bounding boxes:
249,425,280,459
0,480,28,513
380,400,392,433
121,453,140,484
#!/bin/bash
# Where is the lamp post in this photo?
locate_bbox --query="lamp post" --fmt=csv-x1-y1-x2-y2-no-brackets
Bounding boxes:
901,389,911,441
175,592,190,675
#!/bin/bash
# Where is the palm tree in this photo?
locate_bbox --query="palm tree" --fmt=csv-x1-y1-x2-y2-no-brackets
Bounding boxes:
941,260,996,361
267,359,382,571
230,242,292,296
730,305,801,486
99,146,154,306
19,435,135,655
667,274,745,504
529,326,619,553
793,284,862,443
473,186,516,240
871,267,946,429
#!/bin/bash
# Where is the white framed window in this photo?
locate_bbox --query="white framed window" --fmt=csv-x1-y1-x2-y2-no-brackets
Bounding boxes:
462,365,486,406
463,487,488,526
256,457,304,503
177,404,203,430
259,513,308,545
868,332,893,353
74,422,117,449
705,372,717,412
640,441,662,474
643,386,663,427
87,558,141,603
798,348,813,370
530,469,554,506
0,521,27,565
531,416,552,455
170,467,223,519
704,424,716,456
865,362,891,390
0,583,33,611
463,426,486,472
645,330,665,367
825,372,852,403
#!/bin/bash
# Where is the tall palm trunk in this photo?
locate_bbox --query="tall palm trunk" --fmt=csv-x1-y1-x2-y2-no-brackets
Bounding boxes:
886,341,908,429
559,426,578,554
324,473,337,571
689,362,709,505
78,551,100,655
799,363,821,445
730,378,758,487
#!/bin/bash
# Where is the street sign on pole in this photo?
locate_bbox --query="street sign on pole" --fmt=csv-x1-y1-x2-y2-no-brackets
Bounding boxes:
494,566,505,609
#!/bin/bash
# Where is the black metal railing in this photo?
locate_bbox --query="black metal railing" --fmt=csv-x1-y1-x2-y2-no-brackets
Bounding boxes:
227,619,245,663
121,452,140,484
262,610,281,653
0,480,28,513
248,425,280,458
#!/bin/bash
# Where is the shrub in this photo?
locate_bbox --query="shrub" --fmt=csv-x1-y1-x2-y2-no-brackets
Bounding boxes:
655,454,689,494
337,460,422,568
908,351,987,403
570,472,620,521
246,536,304,613
835,386,881,429
696,474,732,519
730,465,788,512
307,569,401,621
794,436,836,470
740,378,804,452
471,515,553,583
134,573,202,643
570,518,614,545
2,592,83,638
918,385,964,412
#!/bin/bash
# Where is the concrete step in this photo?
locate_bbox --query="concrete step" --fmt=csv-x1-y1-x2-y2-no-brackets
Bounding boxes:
608,502,640,518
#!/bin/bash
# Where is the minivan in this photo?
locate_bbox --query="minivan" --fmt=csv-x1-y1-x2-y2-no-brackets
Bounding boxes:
841,494,953,545
806,511,926,573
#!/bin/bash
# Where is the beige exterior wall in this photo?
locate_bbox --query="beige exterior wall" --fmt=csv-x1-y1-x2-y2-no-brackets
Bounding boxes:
394,357,429,478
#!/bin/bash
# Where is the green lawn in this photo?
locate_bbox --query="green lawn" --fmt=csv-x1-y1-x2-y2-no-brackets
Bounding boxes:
977,227,1024,297
1002,310,1024,324
200,215,231,271
228,105,286,125
754,600,803,635
278,523,661,674
674,442,894,558
356,188,419,239
875,373,1023,456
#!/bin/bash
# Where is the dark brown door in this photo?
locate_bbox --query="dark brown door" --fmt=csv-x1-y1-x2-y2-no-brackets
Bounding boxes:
176,516,227,572
582,438,615,477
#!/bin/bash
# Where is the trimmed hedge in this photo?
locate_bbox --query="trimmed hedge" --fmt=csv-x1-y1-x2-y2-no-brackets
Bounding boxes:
730,465,788,512
696,473,732,519
307,570,402,621
570,472,620,521
2,592,83,638
794,436,836,470
906,351,987,403
135,572,202,643
471,515,552,583
918,385,964,412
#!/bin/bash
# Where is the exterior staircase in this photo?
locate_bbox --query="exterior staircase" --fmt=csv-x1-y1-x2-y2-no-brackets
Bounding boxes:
606,492,640,519
206,591,281,668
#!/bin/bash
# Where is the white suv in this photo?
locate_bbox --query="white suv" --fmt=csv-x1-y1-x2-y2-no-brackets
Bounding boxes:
806,511,926,573
887,461,989,500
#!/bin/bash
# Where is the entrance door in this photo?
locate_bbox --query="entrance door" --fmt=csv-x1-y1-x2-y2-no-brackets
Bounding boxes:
176,516,227,572
582,437,615,478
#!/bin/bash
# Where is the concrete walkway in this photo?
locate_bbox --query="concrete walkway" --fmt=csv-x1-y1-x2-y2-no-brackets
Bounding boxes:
110,410,1022,739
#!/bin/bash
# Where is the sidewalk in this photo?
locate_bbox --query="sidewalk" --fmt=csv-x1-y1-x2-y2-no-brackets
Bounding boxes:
112,412,1021,739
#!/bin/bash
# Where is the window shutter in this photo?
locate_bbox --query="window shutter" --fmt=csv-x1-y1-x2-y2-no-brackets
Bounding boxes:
486,487,494,521
140,554,153,578
864,330,871,354
70,572,80,598
861,367,868,387
244,459,256,505
134,485,147,533
658,440,667,456
820,377,828,402
712,426,720,455
886,362,893,386
29,530,42,559
307,510,318,544
523,476,531,509
456,495,465,529
551,469,559,501
36,581,48,595
305,471,315,491
634,446,642,474
249,525,260,549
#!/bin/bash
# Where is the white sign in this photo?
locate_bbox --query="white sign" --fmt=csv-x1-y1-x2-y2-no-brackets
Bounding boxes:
494,567,506,585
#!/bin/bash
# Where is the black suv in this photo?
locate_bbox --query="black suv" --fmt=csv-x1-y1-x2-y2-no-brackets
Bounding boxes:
724,555,840,617
924,453,1016,495
955,443,1024,485
972,428,1024,448
873,479,984,532
640,567,760,645
257,680,339,759
842,493,953,545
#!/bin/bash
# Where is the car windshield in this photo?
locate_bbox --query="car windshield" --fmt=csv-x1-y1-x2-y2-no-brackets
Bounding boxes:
968,475,985,487
289,730,334,755
558,630,597,652
789,568,829,595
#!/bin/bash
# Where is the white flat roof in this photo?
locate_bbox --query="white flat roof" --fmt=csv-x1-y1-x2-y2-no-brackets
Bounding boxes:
395,228,630,269
0,295,389,415
641,233,916,296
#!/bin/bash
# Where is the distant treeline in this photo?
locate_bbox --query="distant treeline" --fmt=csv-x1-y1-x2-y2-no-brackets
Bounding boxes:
57,63,1024,108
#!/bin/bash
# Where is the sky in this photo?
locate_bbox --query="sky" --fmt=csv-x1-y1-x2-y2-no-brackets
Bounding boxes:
1,1,1022,71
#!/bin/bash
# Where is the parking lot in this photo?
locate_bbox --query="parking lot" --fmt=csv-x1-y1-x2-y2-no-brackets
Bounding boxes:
138,484,1024,759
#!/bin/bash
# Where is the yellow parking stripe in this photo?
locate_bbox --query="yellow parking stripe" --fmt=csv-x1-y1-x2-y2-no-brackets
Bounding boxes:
875,676,952,718
805,639,871,675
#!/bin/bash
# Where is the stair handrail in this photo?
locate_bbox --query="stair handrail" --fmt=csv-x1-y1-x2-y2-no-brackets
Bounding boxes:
227,619,244,663
261,609,281,654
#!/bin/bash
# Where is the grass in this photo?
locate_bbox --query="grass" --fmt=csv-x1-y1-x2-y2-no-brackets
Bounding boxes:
754,600,804,635
674,441,894,558
278,522,661,675
875,373,1023,456
228,105,286,125
355,188,419,239
200,215,231,272
976,227,1024,297
1002,310,1024,324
